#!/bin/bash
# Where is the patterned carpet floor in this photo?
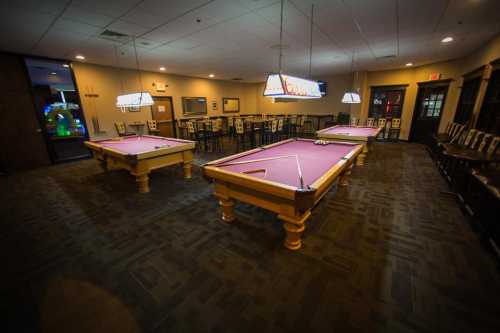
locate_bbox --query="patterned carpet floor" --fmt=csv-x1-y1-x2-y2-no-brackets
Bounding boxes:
1,140,500,333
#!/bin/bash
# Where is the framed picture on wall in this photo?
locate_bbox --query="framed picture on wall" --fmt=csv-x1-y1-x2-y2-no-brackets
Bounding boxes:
222,97,240,113
182,97,207,116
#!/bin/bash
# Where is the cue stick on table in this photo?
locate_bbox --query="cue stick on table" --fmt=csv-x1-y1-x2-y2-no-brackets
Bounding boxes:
214,155,297,168
294,155,304,189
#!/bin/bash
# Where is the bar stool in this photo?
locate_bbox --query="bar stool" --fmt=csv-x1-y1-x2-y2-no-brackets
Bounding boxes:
147,120,161,135
377,118,387,140
235,118,246,152
388,118,401,142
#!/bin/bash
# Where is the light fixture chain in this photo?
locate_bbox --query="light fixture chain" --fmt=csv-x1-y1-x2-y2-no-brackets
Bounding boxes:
133,36,145,105
278,0,284,73
308,4,314,78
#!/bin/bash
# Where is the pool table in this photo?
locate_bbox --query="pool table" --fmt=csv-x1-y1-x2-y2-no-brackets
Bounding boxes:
202,138,362,250
85,135,195,193
316,125,381,165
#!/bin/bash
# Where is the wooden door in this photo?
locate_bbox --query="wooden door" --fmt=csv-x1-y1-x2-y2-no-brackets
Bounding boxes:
410,81,450,145
0,53,50,171
151,97,176,138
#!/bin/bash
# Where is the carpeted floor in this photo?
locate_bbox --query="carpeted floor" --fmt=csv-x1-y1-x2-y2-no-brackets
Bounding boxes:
1,139,500,333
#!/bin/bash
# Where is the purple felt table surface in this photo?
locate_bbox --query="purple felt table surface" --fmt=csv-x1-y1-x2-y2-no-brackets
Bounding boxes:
214,140,359,188
95,136,187,155
320,126,379,137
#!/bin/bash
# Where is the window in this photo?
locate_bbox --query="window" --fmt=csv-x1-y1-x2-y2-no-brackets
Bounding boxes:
477,68,500,135
420,93,445,118
454,77,480,125
368,86,407,119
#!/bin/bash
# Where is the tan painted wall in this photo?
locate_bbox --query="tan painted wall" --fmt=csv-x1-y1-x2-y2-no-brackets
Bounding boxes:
255,73,353,116
73,34,500,141
72,62,258,139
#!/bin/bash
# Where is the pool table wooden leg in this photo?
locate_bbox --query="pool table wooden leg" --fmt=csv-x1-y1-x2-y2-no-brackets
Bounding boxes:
183,161,192,179
339,163,354,186
356,144,368,166
279,211,310,250
219,198,235,223
134,173,150,193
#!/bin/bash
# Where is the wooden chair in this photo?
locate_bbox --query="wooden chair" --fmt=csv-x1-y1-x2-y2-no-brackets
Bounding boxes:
277,118,284,141
146,120,161,136
210,119,223,152
377,118,387,140
366,118,375,127
235,119,246,152
302,115,314,136
388,118,401,142
350,117,359,126
114,122,134,137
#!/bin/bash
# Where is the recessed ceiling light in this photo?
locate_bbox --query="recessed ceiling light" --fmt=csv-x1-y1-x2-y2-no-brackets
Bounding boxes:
441,36,454,43
75,55,85,60
209,74,215,78
159,66,166,71
50,72,57,75
62,64,69,68
405,62,413,67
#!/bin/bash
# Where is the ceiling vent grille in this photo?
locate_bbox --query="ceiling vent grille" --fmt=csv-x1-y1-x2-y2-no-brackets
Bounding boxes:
99,29,130,43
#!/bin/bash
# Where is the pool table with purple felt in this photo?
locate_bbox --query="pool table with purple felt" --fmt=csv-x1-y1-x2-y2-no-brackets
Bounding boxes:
316,125,381,165
202,138,362,250
85,135,195,193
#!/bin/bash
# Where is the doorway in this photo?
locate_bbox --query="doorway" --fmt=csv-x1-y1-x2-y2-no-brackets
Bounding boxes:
410,80,450,145
151,96,176,138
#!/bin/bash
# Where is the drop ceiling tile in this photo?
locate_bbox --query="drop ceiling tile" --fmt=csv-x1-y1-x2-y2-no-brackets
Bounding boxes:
62,4,115,27
107,19,150,36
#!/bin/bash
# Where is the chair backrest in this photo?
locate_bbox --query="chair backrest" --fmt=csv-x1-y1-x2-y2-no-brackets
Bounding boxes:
147,120,158,131
463,129,477,147
450,125,465,144
366,118,375,127
377,118,387,128
450,123,463,138
277,119,283,131
391,118,401,129
227,117,234,128
298,116,305,126
290,116,297,125
235,119,244,134
115,122,127,135
187,121,196,134
211,120,219,132
486,136,500,155
350,117,358,126
478,134,493,152
469,131,484,149
444,121,452,134
216,118,223,131
271,119,278,133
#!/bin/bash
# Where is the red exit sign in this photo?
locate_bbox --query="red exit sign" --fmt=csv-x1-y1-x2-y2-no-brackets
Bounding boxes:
429,72,441,80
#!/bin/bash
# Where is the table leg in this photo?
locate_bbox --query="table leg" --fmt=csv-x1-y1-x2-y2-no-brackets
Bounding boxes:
356,144,368,166
219,198,235,223
278,212,309,250
339,163,353,186
134,173,150,193
183,161,192,179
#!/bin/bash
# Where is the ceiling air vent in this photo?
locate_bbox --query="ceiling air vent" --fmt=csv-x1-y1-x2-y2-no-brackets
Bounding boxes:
376,55,397,60
99,29,130,43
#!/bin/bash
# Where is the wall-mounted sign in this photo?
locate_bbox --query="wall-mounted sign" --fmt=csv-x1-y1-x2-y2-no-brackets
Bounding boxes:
154,81,166,92
429,73,441,81
157,105,166,112
212,99,218,111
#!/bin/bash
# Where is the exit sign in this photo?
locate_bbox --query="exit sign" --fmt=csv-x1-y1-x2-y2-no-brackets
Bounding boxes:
429,73,441,80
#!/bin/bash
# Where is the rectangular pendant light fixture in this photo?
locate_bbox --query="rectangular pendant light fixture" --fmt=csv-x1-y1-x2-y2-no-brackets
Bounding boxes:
116,92,154,108
264,73,322,99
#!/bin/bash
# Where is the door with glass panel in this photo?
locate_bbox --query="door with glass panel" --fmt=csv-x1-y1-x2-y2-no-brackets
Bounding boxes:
410,81,450,145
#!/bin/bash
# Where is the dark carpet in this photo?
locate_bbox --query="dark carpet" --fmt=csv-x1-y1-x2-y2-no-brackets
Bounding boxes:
1,140,500,333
